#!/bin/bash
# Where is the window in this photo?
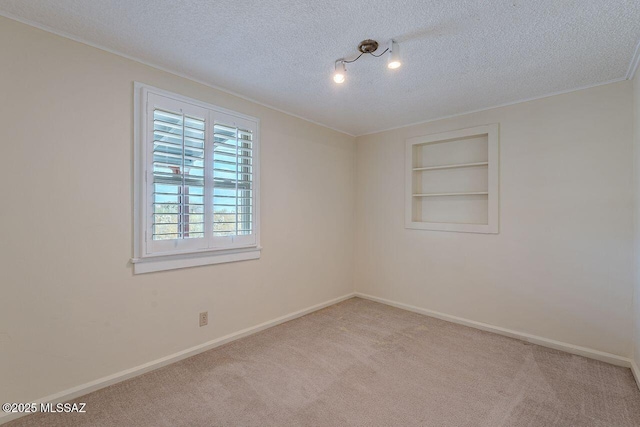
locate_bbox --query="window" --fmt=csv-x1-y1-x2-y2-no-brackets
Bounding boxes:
133,83,260,273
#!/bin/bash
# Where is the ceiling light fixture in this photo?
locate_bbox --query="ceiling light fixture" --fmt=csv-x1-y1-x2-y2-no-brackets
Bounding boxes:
332,39,401,84
333,60,346,84
388,40,401,69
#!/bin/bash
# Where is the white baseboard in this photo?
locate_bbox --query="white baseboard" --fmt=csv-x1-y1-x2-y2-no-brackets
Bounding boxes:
355,292,632,368
632,360,640,391
0,292,355,425
4,292,635,425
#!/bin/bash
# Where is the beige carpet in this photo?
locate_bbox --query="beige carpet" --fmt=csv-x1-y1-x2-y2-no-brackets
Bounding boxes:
7,297,640,426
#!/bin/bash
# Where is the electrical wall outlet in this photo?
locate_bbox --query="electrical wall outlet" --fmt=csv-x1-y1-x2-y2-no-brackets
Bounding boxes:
199,311,208,327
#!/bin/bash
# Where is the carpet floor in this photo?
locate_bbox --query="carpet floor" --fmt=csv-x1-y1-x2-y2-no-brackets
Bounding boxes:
7,297,640,426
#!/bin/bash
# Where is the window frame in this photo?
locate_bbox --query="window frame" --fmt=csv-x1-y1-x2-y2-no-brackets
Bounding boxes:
132,83,261,274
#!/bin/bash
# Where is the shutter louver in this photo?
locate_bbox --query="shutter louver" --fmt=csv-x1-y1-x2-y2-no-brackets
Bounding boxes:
152,109,206,241
213,124,253,237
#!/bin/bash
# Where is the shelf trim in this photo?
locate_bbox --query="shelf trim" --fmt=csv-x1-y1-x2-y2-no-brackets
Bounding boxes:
405,124,499,234
412,161,488,171
412,192,489,197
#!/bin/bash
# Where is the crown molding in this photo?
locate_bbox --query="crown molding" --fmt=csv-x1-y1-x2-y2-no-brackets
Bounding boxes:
1,10,637,138
356,77,627,137
626,38,640,80
0,11,356,138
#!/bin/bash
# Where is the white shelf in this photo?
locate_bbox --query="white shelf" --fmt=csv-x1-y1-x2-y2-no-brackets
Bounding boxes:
412,192,489,197
413,162,488,171
405,124,499,233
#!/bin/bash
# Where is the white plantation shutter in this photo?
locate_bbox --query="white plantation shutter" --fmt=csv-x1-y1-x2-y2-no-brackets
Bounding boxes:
146,94,210,254
212,114,257,248
141,91,258,259
152,110,206,240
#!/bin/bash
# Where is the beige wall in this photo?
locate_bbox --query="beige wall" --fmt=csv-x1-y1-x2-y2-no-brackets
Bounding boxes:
0,17,356,404
634,70,640,368
355,81,635,357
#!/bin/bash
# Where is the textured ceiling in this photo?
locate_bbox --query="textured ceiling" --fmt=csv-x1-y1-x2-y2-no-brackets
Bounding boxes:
1,0,639,136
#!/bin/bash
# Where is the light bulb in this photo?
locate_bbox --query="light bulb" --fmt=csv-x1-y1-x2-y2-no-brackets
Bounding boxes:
388,40,401,69
333,61,346,84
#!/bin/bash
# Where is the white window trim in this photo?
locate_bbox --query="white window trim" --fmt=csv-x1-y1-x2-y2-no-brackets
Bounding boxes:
132,82,261,274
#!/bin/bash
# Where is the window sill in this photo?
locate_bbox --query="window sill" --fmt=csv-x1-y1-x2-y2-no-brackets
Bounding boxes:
131,247,261,274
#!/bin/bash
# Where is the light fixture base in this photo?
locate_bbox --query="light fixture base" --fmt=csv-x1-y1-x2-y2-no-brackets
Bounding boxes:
358,39,379,54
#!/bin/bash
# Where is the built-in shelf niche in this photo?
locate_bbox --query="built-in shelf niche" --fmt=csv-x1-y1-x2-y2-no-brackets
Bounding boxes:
405,124,499,233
